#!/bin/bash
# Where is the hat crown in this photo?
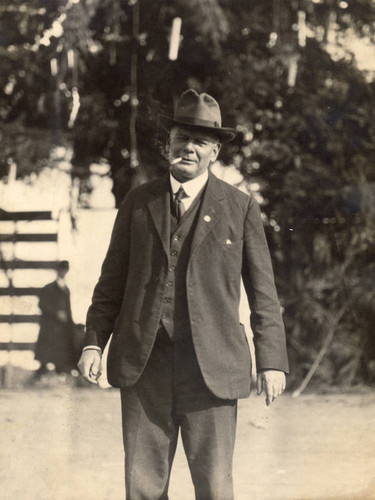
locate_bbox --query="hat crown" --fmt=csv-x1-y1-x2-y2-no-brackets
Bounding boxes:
158,88,237,142
174,90,222,129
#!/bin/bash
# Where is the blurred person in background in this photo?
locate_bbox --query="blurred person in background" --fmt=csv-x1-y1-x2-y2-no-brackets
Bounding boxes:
34,260,76,376
78,90,289,500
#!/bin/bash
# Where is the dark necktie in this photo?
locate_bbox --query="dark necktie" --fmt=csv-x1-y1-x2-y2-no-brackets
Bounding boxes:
174,186,187,221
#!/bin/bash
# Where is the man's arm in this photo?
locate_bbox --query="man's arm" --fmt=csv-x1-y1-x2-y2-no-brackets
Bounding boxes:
78,193,134,383
241,195,289,404
83,194,133,352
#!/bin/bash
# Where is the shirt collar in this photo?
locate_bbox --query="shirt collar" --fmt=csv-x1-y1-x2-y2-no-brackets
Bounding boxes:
170,169,209,198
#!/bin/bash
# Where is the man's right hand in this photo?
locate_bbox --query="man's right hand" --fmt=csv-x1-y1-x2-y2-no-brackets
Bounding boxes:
78,349,102,384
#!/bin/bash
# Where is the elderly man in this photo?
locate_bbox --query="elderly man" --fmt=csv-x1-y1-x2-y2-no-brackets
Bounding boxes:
78,89,288,500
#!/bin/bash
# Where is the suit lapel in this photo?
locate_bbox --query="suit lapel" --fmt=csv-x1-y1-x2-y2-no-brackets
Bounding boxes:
146,172,226,259
190,172,225,257
147,174,171,259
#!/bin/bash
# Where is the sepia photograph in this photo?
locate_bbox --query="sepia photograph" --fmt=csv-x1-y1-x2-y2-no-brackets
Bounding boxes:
1,1,375,499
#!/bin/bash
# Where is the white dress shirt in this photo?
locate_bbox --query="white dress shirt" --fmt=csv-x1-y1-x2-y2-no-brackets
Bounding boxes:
170,169,209,212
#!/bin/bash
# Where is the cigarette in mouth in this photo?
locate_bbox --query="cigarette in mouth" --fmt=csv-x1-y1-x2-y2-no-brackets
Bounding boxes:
171,157,182,165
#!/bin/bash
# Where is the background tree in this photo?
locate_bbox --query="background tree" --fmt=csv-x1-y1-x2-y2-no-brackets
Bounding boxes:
1,0,375,388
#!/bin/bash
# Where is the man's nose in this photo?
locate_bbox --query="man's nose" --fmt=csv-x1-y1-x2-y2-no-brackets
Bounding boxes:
183,140,194,153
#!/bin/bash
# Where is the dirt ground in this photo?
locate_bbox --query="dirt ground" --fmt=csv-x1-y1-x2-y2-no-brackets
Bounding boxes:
1,385,375,500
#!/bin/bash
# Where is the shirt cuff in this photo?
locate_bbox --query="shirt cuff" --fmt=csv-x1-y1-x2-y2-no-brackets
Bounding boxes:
82,345,102,354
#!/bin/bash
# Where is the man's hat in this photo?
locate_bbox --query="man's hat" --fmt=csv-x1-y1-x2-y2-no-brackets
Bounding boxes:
159,89,237,143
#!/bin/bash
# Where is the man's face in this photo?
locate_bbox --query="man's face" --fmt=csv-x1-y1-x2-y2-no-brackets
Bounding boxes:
57,268,68,279
168,126,221,183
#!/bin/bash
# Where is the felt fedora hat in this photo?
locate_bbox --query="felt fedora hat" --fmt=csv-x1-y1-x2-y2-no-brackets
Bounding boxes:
159,89,237,142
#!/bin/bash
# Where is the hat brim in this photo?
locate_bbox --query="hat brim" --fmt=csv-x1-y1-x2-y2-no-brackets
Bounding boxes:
159,115,237,143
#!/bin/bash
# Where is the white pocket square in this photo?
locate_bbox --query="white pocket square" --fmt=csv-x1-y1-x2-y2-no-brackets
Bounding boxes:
226,239,232,245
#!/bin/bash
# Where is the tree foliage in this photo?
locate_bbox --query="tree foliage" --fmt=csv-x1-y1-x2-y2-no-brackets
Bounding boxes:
1,0,375,387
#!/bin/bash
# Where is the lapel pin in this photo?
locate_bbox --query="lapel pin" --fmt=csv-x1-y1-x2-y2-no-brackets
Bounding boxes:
203,215,211,222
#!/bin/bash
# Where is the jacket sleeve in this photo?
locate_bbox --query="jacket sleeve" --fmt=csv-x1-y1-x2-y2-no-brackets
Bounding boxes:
84,193,133,351
241,195,289,373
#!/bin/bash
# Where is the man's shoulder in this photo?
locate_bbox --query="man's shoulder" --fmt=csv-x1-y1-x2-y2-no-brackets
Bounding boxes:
40,281,59,298
43,281,58,291
121,175,168,201
135,175,167,192
211,173,251,204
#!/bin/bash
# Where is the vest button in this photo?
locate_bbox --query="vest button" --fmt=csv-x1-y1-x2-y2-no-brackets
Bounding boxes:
166,281,173,287
173,235,180,241
171,250,178,256
169,266,175,272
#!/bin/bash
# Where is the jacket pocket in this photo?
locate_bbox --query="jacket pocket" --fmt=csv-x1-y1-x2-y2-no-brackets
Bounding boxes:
221,239,243,275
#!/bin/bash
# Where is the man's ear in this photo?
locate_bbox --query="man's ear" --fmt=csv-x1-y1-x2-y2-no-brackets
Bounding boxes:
210,143,221,162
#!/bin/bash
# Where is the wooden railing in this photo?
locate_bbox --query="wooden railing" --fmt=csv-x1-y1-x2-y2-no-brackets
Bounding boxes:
0,209,60,385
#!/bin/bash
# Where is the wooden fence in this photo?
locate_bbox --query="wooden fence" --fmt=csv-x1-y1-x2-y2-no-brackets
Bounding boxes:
0,208,60,385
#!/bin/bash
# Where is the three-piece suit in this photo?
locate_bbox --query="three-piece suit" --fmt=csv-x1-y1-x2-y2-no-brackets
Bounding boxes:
84,171,288,498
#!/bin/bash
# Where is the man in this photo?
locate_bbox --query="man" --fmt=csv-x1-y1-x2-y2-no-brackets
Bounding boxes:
35,260,76,375
78,89,288,499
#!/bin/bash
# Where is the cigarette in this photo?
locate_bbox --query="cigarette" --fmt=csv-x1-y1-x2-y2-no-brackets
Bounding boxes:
171,157,182,165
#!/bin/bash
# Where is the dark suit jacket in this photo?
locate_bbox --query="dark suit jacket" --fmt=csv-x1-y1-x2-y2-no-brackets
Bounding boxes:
85,172,288,399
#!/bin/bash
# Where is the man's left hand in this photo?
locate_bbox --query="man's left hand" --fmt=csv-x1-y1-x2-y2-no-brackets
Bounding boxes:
257,370,286,406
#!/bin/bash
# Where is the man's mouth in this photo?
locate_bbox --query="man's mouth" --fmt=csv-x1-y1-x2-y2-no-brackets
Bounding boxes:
171,156,196,166
171,157,182,165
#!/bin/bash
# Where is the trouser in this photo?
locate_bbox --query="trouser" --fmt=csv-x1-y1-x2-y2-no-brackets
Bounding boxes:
120,327,237,500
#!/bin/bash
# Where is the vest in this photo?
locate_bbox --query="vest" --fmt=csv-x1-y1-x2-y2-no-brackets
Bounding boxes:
160,189,204,341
